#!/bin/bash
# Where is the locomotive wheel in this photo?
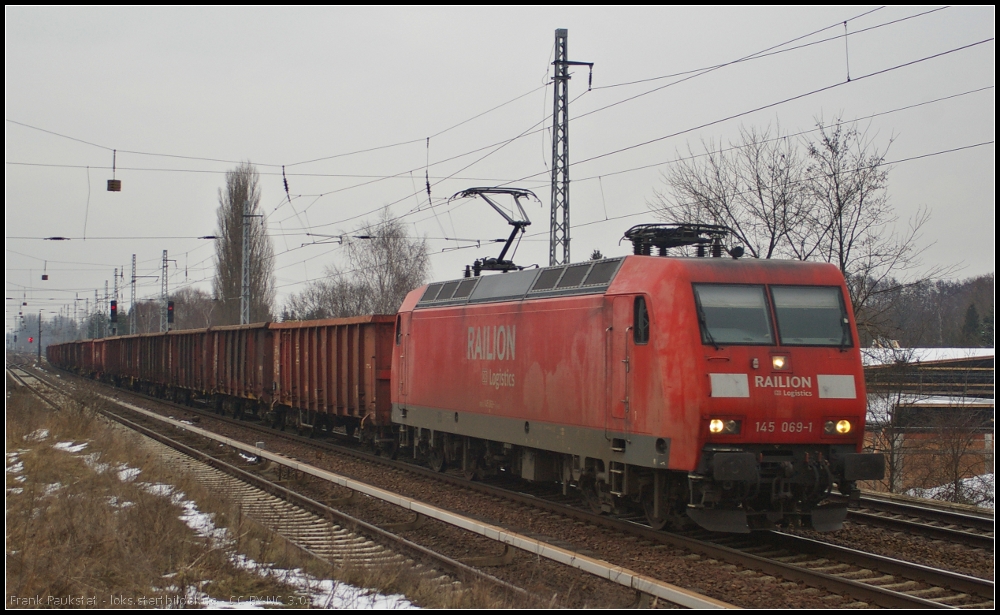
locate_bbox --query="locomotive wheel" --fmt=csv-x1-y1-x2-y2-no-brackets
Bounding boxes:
462,458,482,481
643,500,670,531
428,448,446,473
462,441,484,481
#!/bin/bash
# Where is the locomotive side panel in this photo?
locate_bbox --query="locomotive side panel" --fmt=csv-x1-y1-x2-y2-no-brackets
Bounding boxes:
404,294,606,425
393,291,682,468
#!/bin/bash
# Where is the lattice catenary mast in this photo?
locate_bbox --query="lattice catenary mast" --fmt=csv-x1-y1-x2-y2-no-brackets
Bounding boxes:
549,28,592,266
160,250,168,332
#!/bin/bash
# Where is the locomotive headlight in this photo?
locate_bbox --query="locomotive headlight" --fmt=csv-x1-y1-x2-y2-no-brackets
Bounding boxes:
709,419,741,434
825,420,852,435
772,355,788,370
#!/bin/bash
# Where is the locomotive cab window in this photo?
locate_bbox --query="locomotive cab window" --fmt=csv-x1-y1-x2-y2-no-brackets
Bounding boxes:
771,286,852,347
395,315,402,345
633,296,650,344
693,284,773,345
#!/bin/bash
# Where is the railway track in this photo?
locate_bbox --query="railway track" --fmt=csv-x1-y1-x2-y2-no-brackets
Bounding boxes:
24,363,996,609
844,494,994,550
103,413,491,602
702,530,994,608
474,479,995,608
7,361,71,409
12,362,734,609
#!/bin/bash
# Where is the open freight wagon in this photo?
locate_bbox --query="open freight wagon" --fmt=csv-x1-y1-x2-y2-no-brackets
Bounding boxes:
46,316,395,445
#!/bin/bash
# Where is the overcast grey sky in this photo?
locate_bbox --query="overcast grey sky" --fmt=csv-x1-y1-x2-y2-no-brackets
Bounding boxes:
5,6,994,330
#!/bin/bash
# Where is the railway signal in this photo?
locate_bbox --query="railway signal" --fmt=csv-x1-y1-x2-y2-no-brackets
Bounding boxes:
107,149,121,191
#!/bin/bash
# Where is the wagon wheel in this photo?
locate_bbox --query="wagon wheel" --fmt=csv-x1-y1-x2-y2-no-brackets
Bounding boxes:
376,434,399,459
580,474,604,515
428,448,446,473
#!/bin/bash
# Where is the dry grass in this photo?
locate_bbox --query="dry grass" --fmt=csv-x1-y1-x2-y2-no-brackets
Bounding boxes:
5,378,513,608
7,384,320,608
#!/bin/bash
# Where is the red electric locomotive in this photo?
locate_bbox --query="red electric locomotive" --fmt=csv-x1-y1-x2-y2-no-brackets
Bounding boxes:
392,224,884,532
45,219,884,533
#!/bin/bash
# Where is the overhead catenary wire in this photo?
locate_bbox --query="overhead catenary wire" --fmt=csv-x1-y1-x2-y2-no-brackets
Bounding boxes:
589,6,944,92
6,8,990,320
7,6,969,255
5,85,550,172
494,38,995,189
522,139,996,240
570,85,995,183
7,9,942,204
313,41,993,244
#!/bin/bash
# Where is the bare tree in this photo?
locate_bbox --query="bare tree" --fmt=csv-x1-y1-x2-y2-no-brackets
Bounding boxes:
922,403,994,506
650,116,940,341
650,123,808,259
863,347,921,493
901,394,995,507
128,300,160,334
169,287,217,330
212,162,276,325
803,118,937,338
283,210,428,319
282,275,371,320
346,210,429,314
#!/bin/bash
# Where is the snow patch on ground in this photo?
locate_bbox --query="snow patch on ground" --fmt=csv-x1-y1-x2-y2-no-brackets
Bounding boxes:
24,428,49,442
138,482,416,609
141,482,175,497
53,441,88,453
117,465,141,482
83,452,110,474
107,495,135,509
906,473,995,509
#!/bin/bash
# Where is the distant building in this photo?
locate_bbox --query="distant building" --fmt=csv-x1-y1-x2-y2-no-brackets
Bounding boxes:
862,348,994,504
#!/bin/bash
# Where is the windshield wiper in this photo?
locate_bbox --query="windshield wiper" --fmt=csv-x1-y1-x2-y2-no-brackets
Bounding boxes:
696,305,722,350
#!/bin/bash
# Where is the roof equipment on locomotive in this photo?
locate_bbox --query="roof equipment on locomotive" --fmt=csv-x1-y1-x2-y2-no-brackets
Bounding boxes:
449,187,540,276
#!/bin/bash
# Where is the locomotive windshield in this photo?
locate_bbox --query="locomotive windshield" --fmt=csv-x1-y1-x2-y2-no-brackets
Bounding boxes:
693,284,773,345
693,284,852,347
771,286,851,347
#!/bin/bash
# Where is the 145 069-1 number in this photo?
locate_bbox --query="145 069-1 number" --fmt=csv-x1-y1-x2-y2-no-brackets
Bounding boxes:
755,421,813,433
